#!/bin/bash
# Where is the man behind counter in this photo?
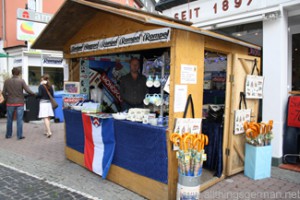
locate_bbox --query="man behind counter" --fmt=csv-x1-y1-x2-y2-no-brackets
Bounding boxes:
120,58,147,111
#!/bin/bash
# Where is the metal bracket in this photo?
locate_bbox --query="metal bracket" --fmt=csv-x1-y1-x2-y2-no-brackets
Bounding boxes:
229,74,234,83
226,148,230,156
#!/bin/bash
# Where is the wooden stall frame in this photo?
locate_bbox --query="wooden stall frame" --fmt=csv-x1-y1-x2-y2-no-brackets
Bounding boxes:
32,1,262,199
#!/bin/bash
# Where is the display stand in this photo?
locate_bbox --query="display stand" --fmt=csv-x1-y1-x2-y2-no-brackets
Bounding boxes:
244,143,272,180
32,1,261,199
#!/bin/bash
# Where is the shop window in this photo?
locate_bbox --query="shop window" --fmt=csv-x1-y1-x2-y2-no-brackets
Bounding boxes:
43,67,64,91
214,22,262,46
28,67,41,86
29,66,63,91
292,33,300,91
80,48,170,113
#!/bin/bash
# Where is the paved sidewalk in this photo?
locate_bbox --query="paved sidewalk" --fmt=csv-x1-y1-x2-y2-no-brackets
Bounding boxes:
0,164,94,200
0,118,144,200
0,118,299,200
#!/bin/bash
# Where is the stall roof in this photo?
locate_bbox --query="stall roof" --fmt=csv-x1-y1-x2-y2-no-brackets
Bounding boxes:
32,0,261,51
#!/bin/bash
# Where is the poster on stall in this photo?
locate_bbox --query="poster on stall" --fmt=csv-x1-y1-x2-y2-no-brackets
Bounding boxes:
81,54,139,113
180,64,197,84
63,94,88,108
245,75,264,99
80,59,90,95
174,85,187,112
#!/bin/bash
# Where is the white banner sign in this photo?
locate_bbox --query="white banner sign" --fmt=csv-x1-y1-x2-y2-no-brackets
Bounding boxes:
70,28,171,54
42,57,64,66
162,0,262,24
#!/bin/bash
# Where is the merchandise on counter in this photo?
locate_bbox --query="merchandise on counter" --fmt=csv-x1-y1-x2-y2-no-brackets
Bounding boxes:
112,112,127,120
170,132,208,177
126,108,150,122
153,75,161,88
244,120,274,146
81,102,101,113
143,93,163,106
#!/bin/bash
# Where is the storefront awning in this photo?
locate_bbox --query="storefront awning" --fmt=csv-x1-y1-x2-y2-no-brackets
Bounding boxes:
0,53,13,58
32,0,261,51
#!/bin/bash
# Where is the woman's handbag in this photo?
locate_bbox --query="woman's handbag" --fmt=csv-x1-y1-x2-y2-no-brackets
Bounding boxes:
43,85,58,109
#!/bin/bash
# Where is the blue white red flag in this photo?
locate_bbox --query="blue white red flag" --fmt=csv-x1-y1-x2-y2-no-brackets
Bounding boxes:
82,114,115,178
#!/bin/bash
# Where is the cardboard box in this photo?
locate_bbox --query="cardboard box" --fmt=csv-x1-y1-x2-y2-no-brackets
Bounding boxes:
244,143,272,180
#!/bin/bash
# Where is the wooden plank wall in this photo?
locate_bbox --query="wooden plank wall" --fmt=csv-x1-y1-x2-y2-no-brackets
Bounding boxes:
168,29,205,200
63,12,170,59
204,36,255,177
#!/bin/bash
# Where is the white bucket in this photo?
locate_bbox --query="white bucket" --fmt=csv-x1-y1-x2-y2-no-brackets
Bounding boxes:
176,174,201,200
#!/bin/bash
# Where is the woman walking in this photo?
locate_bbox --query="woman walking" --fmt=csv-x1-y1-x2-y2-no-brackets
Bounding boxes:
37,74,54,138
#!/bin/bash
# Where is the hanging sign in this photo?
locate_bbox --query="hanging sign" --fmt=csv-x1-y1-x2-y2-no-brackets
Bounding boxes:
17,20,47,41
83,40,99,52
118,32,143,48
70,28,171,54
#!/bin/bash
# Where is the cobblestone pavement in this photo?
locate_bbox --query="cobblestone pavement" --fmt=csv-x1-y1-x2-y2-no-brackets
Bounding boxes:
0,118,300,200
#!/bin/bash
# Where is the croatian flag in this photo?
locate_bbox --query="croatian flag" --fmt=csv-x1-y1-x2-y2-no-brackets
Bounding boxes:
82,114,115,179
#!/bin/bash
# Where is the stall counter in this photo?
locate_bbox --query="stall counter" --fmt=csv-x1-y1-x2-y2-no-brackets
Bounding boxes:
63,109,168,184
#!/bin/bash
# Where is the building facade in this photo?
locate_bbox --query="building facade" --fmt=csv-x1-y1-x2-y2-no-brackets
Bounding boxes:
0,0,157,91
157,0,300,165
0,0,65,91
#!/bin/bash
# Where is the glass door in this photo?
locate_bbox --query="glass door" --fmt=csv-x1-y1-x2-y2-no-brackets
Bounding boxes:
292,33,300,91
289,25,300,92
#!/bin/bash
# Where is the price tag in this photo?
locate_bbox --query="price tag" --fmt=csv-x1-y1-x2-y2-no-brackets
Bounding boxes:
202,153,207,161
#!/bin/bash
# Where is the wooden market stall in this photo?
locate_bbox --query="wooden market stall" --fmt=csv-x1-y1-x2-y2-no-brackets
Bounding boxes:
32,0,262,199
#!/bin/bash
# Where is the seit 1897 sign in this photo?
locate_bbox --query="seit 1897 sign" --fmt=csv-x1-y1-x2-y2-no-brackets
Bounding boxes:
162,0,263,23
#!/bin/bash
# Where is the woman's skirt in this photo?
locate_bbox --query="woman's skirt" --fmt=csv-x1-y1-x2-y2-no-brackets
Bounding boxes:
38,100,54,118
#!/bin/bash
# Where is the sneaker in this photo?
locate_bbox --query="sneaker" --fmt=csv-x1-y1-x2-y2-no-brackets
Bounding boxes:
5,136,11,139
18,136,25,140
